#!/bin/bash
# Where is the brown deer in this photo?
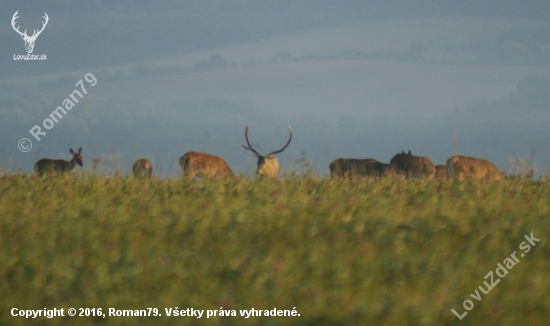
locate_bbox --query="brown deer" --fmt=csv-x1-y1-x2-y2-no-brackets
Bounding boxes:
329,158,392,179
242,125,293,178
34,148,83,177
435,164,447,179
132,159,153,178
390,150,436,179
446,155,502,180
179,151,235,179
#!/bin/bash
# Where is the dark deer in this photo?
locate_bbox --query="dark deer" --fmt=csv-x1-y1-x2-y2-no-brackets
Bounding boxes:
329,158,392,179
34,148,83,177
390,150,436,179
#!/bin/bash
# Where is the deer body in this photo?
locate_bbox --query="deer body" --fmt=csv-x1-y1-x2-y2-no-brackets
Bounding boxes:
132,159,153,178
179,151,235,179
34,148,83,177
434,164,447,179
329,158,391,179
390,150,436,179
446,155,502,180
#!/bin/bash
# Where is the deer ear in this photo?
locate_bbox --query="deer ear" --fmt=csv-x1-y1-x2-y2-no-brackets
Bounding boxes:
78,148,82,154
70,148,75,155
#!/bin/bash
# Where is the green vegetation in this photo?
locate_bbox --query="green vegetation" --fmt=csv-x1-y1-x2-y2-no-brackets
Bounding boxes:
1,175,549,325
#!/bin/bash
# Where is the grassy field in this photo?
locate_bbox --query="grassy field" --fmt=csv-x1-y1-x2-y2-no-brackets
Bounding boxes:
0,175,549,325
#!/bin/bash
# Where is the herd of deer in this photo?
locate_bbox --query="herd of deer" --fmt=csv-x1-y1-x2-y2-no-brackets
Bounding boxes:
330,150,502,180
33,125,292,179
33,125,502,180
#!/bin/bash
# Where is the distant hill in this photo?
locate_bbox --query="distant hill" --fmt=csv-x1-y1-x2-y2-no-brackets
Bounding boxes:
2,14,550,175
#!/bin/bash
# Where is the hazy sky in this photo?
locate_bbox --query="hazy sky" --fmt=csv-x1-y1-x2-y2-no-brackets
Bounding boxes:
1,1,550,176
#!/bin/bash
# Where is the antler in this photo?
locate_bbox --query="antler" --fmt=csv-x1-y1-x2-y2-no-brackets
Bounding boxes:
30,13,49,39
11,11,27,38
267,125,293,156
242,125,260,157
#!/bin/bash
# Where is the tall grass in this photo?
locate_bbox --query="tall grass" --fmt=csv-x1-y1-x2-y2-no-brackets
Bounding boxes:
1,175,549,325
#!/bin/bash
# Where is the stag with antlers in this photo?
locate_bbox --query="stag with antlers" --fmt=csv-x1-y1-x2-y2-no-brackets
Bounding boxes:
242,125,293,178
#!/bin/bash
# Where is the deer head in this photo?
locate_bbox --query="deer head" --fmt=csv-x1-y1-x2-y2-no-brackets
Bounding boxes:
12,11,49,54
69,148,84,167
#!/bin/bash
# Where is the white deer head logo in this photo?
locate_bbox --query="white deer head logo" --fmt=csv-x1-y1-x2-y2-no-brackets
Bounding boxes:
11,11,49,54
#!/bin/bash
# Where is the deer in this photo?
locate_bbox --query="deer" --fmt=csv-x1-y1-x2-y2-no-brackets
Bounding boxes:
179,151,235,179
11,11,49,54
329,158,392,179
390,150,436,179
132,159,153,178
434,164,447,179
242,125,293,178
34,148,83,177
446,155,502,180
